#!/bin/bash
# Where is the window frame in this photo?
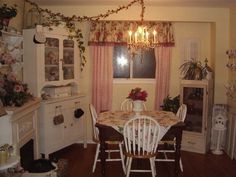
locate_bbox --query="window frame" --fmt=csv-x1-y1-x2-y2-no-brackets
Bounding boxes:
113,45,156,82
113,78,156,84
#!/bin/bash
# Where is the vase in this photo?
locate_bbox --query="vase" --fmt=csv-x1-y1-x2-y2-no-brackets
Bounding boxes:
0,18,11,31
14,99,24,107
133,100,143,115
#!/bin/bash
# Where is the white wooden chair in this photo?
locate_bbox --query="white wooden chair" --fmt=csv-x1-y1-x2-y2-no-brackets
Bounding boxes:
123,116,161,177
156,104,187,172
89,104,126,173
120,99,147,111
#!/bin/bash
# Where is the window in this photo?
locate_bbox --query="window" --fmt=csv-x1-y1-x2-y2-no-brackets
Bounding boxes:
113,46,156,79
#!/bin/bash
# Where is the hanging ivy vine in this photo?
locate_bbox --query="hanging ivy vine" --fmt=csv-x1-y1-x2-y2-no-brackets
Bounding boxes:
25,0,144,71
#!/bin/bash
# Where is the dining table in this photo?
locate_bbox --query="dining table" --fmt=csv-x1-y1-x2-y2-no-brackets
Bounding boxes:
96,110,185,177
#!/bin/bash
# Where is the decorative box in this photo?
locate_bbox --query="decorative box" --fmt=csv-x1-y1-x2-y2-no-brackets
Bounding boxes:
43,86,72,98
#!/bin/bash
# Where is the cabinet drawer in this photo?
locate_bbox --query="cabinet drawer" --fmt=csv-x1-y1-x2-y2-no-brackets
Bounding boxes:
43,98,82,114
181,133,206,154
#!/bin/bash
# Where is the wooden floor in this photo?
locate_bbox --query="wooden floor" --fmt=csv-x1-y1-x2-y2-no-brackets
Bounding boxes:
51,144,236,177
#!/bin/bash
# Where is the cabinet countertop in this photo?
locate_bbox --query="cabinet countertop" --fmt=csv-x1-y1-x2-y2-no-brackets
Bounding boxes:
0,98,40,121
41,93,86,104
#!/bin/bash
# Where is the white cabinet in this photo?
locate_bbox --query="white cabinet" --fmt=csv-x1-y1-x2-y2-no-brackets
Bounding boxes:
38,94,87,158
23,25,79,97
0,99,40,159
23,26,87,158
180,80,213,153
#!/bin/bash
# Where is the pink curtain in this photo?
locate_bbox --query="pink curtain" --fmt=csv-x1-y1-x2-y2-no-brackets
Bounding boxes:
91,46,113,113
154,47,172,110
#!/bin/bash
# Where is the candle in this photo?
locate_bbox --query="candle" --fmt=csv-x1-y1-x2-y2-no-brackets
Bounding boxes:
146,32,149,42
153,30,157,43
128,31,132,43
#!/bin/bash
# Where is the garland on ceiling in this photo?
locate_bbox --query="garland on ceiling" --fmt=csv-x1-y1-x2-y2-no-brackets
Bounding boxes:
25,0,145,71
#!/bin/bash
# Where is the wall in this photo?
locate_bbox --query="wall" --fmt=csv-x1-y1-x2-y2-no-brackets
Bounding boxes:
170,22,211,97
228,6,236,108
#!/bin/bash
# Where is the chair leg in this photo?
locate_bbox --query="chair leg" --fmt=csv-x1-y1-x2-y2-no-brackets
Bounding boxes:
164,151,168,159
119,143,126,174
92,143,100,173
150,157,156,177
126,157,132,177
180,157,183,172
153,157,157,176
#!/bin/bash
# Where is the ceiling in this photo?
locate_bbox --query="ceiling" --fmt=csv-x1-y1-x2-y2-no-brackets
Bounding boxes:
30,0,236,7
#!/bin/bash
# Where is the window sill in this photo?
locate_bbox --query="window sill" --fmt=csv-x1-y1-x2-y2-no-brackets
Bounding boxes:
113,78,156,84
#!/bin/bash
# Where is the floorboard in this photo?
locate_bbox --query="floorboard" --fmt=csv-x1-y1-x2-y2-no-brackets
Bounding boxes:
51,144,236,177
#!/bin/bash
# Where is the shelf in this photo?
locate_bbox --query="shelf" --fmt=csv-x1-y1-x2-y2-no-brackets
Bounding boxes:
45,46,59,49
45,64,59,67
63,64,74,67
0,30,22,37
63,47,74,50
0,155,20,171
0,64,10,68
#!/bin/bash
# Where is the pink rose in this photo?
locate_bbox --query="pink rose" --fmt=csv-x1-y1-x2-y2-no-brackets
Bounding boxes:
14,84,24,93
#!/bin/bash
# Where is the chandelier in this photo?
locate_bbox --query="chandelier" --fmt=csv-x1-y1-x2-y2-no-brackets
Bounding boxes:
127,0,158,51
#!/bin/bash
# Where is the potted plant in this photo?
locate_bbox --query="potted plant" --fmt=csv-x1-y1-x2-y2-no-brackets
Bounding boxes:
180,59,203,80
0,3,18,30
161,95,180,113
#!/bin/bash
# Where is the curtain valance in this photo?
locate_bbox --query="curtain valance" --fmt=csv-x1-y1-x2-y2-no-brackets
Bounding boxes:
88,21,175,47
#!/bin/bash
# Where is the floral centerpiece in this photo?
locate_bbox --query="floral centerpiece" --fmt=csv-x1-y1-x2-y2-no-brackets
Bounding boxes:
0,3,18,30
0,72,32,107
127,87,147,114
127,87,148,101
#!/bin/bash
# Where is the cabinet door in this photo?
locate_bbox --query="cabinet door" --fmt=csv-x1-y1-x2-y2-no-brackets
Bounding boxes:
181,85,207,134
63,98,85,144
42,105,64,153
73,98,86,141
63,105,76,145
44,37,60,82
62,39,75,80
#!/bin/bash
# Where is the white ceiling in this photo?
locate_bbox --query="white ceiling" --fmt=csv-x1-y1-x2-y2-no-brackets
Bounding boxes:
30,0,236,7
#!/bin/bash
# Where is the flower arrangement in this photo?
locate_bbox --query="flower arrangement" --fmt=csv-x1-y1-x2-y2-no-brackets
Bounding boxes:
226,50,236,70
226,50,236,58
0,72,33,107
127,87,148,101
0,3,17,30
0,4,17,19
0,52,16,65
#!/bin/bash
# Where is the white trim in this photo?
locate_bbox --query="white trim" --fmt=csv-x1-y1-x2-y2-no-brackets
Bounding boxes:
113,78,156,84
